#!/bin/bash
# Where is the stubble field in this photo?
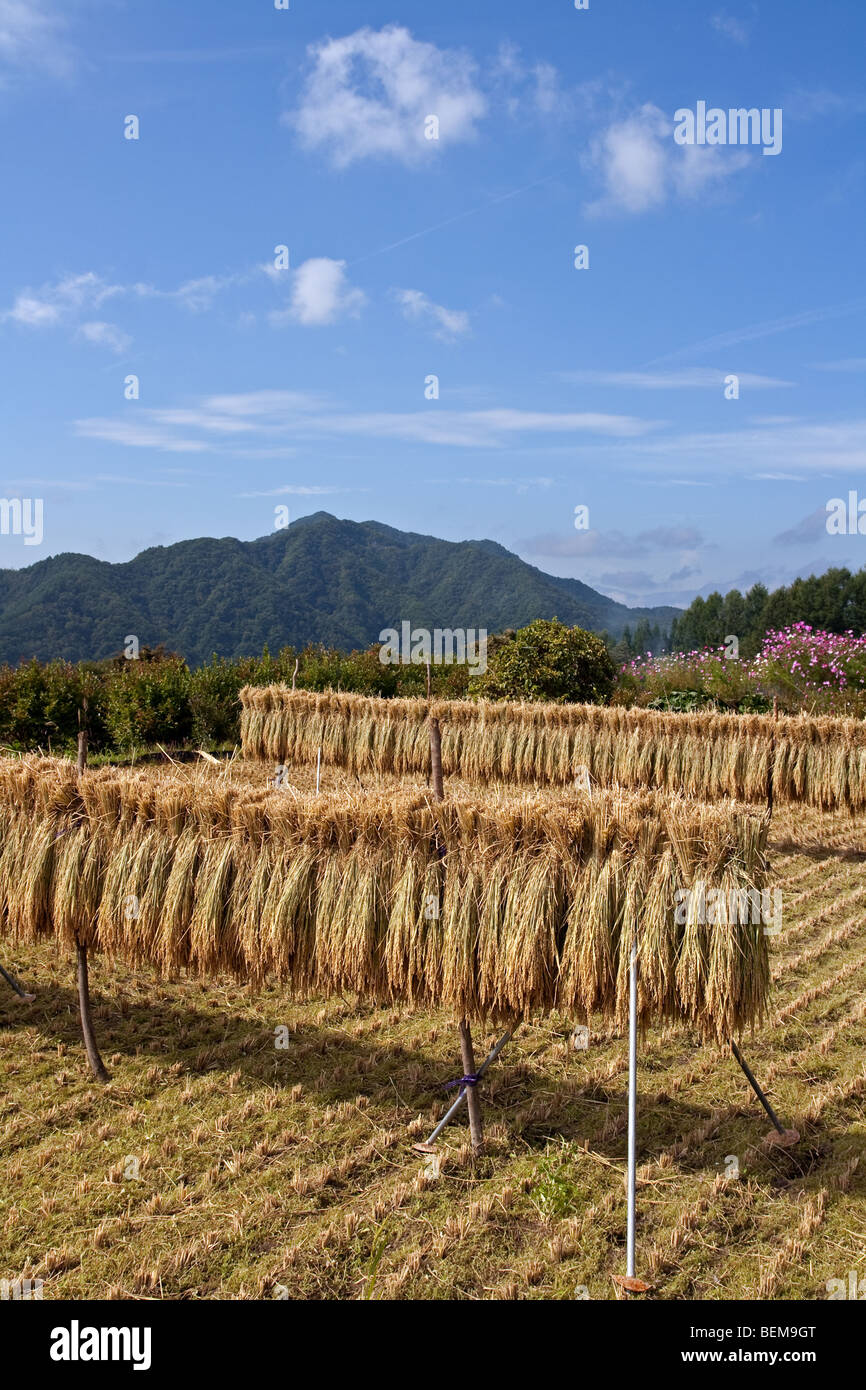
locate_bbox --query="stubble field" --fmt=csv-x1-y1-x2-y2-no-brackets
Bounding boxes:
1,767,864,1301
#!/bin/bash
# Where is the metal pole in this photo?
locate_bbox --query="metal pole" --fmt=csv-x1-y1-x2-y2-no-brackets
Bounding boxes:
626,938,638,1280
415,1027,514,1149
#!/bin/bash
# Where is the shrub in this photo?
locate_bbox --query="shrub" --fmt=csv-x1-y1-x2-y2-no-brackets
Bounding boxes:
471,618,616,704
103,658,193,750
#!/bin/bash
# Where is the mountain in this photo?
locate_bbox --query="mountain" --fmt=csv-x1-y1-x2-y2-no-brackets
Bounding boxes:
0,513,680,666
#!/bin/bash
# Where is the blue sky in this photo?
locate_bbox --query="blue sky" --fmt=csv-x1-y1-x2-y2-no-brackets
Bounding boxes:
1,0,864,612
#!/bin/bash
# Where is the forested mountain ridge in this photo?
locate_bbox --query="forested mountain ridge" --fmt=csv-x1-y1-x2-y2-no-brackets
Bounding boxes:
0,512,679,666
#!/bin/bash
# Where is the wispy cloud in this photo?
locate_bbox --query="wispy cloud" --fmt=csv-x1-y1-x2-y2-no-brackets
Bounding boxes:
394,288,470,341
773,507,828,546
813,357,866,373
74,390,661,453
525,524,702,560
561,367,792,390
645,299,866,365
593,417,866,476
710,12,751,45
0,0,75,80
77,321,132,354
74,419,210,454
428,475,555,494
3,273,123,328
238,484,357,498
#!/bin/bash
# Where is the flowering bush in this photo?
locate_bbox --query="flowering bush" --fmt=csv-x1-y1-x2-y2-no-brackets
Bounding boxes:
619,624,866,716
750,623,866,712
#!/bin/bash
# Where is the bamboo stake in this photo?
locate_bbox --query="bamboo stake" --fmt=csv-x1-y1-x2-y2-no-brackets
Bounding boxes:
626,937,637,1278
74,702,109,1084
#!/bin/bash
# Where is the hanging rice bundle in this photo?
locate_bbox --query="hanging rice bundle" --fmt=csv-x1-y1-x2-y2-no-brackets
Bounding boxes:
0,756,772,1039
240,685,866,810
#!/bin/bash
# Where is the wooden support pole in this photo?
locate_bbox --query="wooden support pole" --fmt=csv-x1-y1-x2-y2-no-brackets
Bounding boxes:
76,939,110,1084
76,698,88,775
429,716,444,801
767,696,779,818
459,1018,484,1155
74,702,109,1084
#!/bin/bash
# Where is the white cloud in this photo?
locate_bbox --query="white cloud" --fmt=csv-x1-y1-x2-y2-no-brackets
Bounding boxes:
585,103,751,215
274,258,366,327
0,0,73,78
587,104,670,213
287,24,486,167
395,288,470,341
77,321,132,354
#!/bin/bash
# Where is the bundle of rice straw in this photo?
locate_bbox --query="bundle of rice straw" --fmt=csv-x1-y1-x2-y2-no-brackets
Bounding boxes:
0,757,772,1039
240,686,866,811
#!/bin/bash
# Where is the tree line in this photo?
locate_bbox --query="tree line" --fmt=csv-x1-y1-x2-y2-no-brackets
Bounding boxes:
668,568,866,659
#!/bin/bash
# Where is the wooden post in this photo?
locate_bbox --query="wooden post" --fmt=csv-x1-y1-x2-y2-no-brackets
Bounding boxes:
427,662,444,800
291,658,299,692
76,698,88,775
74,702,109,1084
767,696,779,817
76,940,109,1084
459,1019,484,1155
429,716,444,801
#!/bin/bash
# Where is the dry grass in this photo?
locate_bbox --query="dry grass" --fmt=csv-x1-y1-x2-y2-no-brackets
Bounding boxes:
0,756,770,1038
240,686,866,810
0,828,863,1301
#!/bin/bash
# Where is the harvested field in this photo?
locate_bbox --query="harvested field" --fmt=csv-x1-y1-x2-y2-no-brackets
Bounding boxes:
240,686,866,810
1,820,863,1301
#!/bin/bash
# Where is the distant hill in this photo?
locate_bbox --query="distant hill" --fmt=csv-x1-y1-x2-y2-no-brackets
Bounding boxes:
0,513,680,666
